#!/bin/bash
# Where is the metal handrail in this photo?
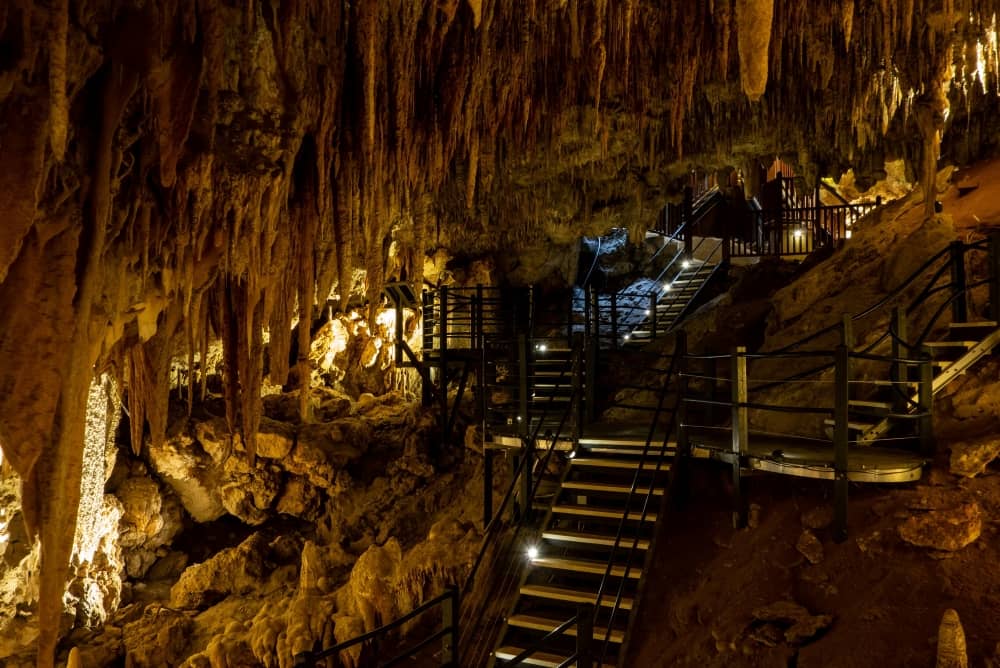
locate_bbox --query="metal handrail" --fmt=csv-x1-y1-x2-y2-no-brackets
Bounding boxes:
592,337,682,662
294,587,458,667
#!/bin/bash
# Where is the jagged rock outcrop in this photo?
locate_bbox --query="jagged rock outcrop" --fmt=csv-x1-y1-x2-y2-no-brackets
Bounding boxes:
899,503,983,552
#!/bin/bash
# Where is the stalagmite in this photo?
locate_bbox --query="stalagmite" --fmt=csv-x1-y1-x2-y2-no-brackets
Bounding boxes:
936,609,968,668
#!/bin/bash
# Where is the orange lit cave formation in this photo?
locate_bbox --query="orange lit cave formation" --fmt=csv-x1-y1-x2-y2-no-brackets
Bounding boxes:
1,1,1000,667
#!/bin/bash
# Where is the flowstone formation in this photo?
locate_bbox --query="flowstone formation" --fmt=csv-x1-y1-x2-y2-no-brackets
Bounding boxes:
3,1,1000,665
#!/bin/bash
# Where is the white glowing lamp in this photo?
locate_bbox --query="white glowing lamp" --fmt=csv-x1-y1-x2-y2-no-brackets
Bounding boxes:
527,546,539,560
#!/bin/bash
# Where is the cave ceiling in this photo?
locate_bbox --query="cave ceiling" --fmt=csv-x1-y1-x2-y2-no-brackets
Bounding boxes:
2,1,1000,665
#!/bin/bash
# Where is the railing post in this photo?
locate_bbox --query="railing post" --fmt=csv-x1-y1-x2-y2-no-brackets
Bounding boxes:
610,293,619,349
439,286,449,352
891,307,909,415
774,173,784,256
841,313,854,349
833,343,850,543
649,292,658,339
442,587,458,667
989,231,1000,321
566,290,574,349
919,345,935,456
572,334,584,438
683,185,694,258
518,334,532,523
576,604,594,668
950,240,968,323
674,331,691,507
518,334,529,438
474,284,484,349
393,292,404,367
814,178,822,244
730,346,748,529
585,330,597,424
483,447,494,530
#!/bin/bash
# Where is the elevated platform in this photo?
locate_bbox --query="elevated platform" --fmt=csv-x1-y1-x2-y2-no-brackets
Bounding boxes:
572,423,925,484
688,428,925,483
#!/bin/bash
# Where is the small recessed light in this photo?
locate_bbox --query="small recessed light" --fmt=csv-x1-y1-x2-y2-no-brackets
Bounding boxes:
527,546,539,560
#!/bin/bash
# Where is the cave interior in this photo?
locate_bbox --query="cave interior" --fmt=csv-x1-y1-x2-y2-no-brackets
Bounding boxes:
2,1,1000,667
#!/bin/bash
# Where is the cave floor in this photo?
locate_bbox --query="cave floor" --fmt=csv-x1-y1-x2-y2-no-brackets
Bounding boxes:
625,460,1000,667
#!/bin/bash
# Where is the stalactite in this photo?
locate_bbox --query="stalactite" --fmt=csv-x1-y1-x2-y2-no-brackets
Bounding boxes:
47,0,68,161
736,0,775,101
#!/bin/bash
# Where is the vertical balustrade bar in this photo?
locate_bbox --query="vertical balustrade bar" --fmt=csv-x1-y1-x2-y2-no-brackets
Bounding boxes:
442,587,458,667
950,240,969,323
919,345,934,456
683,185,694,259
474,284,484,349
891,307,909,415
675,331,691,507
566,290,574,348
577,604,594,668
649,292,658,339
731,346,748,529
518,334,532,523
611,293,619,349
833,343,850,542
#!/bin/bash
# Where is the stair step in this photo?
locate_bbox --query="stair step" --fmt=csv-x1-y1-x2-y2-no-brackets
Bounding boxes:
823,417,880,431
848,399,892,411
561,480,665,496
949,320,997,329
494,646,615,668
507,614,625,644
519,584,634,610
580,436,677,449
578,445,675,455
550,503,658,522
569,457,671,471
543,528,651,550
530,556,642,578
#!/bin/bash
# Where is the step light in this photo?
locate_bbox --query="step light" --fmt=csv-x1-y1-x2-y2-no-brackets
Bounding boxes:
682,259,691,269
793,227,804,239
662,283,671,292
623,334,630,341
645,309,651,316
536,343,547,352
526,546,539,561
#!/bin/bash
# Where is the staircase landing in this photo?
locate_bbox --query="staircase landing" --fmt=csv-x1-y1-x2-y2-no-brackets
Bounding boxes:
687,429,925,483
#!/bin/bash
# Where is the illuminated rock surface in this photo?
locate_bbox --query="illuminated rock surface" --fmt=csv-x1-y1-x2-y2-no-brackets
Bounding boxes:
1,1,1000,666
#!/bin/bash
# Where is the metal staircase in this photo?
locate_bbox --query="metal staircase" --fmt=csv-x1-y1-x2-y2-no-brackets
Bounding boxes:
830,319,1000,445
492,343,684,667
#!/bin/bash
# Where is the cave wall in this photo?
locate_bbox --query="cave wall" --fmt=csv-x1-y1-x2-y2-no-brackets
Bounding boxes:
2,1,1000,665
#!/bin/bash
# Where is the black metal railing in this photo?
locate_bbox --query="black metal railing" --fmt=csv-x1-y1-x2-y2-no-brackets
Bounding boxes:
751,233,1000,393
591,332,686,665
293,588,459,668
681,340,934,541
459,342,583,667
494,605,595,668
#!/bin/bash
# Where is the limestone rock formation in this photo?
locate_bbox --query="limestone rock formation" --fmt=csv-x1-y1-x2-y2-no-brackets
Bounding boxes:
795,530,824,565
899,503,983,552
1,1,1000,665
750,600,833,645
949,435,1000,477
936,608,969,668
